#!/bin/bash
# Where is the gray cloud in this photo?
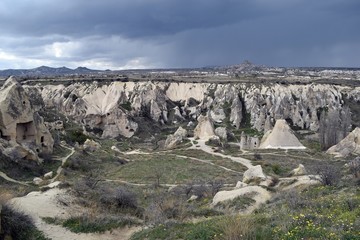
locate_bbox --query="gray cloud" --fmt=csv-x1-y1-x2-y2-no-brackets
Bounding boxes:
0,0,359,69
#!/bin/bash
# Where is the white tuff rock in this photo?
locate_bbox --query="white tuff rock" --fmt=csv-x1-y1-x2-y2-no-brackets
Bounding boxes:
43,171,53,180
164,127,188,149
327,128,360,157
0,77,54,162
215,127,227,141
290,164,307,176
259,119,306,149
194,115,215,140
242,165,266,184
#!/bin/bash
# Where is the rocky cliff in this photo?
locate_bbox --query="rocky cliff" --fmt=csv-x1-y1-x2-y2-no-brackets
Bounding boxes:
36,80,359,140
0,77,53,162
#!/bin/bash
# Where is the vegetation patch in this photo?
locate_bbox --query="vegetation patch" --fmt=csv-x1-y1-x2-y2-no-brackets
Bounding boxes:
109,154,241,184
1,205,49,240
216,194,256,211
43,215,138,233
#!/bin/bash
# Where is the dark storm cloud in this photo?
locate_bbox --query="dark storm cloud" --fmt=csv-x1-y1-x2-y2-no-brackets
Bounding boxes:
0,0,265,38
0,0,359,69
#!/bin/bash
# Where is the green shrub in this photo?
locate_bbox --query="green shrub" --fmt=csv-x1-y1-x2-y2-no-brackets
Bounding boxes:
66,129,88,145
120,101,132,111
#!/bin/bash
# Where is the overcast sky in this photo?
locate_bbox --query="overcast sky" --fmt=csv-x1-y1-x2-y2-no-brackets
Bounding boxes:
0,0,359,70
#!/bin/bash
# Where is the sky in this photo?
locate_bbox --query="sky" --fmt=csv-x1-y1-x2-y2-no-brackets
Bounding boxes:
0,0,359,70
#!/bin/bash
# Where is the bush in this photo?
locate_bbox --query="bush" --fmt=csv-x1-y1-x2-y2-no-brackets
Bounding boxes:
1,205,49,240
315,164,341,186
144,193,186,224
349,157,360,178
220,216,257,240
100,186,138,209
65,129,87,145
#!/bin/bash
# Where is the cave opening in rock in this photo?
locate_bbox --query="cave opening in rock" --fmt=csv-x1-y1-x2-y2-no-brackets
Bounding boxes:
16,121,36,143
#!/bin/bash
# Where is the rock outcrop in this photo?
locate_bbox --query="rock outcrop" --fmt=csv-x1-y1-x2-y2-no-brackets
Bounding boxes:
215,127,227,141
212,186,271,212
242,165,266,184
230,96,243,128
164,126,188,149
194,115,215,140
327,128,360,157
0,77,53,162
83,139,101,152
290,164,307,176
259,119,306,149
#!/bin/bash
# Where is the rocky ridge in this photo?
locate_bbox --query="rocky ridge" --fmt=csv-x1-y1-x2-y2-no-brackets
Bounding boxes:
37,80,359,140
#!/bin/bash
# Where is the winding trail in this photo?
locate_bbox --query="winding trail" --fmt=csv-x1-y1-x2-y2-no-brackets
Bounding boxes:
0,144,75,186
173,154,242,173
50,144,75,183
189,139,253,169
0,171,30,186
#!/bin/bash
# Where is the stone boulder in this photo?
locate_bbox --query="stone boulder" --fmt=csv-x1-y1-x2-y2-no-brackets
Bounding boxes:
83,139,101,152
43,171,53,180
212,186,271,210
194,115,215,140
290,164,307,176
259,119,306,149
215,127,227,141
327,128,360,158
3,145,38,161
242,165,266,184
111,145,121,153
33,177,44,185
164,126,188,149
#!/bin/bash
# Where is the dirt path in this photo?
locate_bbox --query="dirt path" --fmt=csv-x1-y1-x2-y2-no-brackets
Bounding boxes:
173,154,242,173
10,188,139,240
50,144,75,183
0,171,30,186
189,139,253,169
0,144,75,186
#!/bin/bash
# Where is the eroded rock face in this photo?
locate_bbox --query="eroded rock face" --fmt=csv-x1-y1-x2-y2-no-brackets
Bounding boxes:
194,115,215,140
215,127,227,141
327,128,360,157
0,77,53,162
164,126,188,149
36,80,358,139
